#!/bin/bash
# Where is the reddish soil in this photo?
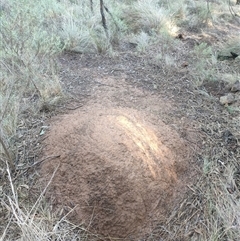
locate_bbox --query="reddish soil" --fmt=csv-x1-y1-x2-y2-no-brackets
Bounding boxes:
8,22,239,241
40,62,199,239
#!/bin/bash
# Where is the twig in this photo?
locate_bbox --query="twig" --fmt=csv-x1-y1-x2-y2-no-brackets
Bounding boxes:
66,105,83,110
228,0,240,20
28,162,60,220
6,161,18,206
206,0,214,25
104,4,120,31
90,0,93,13
0,78,15,125
0,215,13,240
16,155,60,171
56,104,83,110
0,133,14,170
100,0,109,38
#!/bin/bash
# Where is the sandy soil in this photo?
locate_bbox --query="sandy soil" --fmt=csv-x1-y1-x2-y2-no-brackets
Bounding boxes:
40,72,198,239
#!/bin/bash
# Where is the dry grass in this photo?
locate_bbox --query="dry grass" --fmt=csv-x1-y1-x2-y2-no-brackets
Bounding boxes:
1,0,240,240
0,0,64,162
141,50,240,240
0,162,95,241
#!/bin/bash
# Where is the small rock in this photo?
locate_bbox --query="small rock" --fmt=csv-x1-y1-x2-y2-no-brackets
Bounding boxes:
219,93,235,105
230,80,240,92
176,33,184,39
181,62,188,67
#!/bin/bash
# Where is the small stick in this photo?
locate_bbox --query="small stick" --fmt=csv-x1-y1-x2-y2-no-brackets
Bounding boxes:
17,155,61,171
100,0,109,38
13,155,61,181
0,133,14,170
104,4,120,31
90,0,93,13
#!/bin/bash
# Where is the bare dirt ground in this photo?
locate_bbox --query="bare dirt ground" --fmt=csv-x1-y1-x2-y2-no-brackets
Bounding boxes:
40,75,198,239
39,46,204,240
37,26,240,239
6,26,239,240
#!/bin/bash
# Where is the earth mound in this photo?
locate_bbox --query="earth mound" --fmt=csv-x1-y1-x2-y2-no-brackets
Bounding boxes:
40,78,196,239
